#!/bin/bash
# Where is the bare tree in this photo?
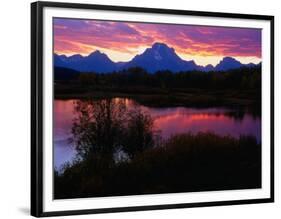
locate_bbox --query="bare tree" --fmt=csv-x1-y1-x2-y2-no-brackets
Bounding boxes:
71,99,126,162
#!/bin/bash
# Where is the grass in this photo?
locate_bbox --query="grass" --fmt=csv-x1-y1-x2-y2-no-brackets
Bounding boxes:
54,132,261,199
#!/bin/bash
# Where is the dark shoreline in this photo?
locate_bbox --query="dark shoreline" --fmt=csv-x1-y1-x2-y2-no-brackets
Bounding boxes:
55,132,261,199
54,64,261,108
54,88,261,109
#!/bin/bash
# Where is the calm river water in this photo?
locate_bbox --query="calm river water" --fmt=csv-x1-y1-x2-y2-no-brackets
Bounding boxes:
54,98,261,169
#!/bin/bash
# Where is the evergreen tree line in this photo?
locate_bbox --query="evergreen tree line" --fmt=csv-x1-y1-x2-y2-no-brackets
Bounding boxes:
55,65,261,90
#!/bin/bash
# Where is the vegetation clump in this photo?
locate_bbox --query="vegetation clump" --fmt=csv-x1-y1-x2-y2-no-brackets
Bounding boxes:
54,99,261,199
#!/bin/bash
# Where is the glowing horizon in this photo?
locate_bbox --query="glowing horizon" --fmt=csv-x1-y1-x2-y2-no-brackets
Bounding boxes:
54,18,262,66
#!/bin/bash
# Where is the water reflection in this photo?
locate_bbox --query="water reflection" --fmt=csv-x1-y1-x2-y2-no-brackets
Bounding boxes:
54,98,261,169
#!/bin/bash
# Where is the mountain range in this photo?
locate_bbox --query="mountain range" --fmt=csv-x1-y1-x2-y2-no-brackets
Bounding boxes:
54,42,259,73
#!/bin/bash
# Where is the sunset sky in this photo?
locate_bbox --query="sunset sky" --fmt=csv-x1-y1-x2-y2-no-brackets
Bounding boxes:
54,18,261,66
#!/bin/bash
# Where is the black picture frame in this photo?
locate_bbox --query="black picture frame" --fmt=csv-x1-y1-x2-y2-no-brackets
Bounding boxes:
31,1,274,217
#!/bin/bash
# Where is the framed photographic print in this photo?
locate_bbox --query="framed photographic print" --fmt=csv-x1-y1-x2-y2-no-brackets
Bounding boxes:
31,1,274,217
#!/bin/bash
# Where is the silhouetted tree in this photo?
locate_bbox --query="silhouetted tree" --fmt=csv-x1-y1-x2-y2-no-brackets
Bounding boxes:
71,99,127,163
122,107,154,158
71,99,156,163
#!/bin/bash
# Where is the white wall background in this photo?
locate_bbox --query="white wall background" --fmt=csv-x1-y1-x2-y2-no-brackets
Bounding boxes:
0,0,279,218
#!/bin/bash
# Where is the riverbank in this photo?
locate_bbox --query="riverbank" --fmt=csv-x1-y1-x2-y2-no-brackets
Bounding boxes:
55,85,261,108
54,132,261,199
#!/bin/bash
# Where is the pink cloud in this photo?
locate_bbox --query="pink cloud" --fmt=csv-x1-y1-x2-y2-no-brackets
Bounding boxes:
54,18,261,59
